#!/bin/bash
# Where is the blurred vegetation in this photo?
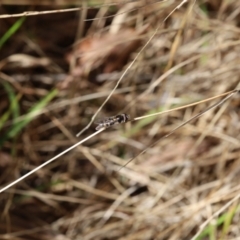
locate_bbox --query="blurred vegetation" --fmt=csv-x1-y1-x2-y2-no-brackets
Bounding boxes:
1,1,240,239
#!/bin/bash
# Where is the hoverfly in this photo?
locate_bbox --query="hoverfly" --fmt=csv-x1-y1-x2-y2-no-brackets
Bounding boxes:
95,114,130,131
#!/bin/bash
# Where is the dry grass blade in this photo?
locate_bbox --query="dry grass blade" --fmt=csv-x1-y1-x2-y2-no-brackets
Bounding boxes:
2,0,240,239
118,90,239,171
191,191,240,240
0,2,122,19
0,0,163,19
76,25,160,136
0,128,104,193
76,0,189,137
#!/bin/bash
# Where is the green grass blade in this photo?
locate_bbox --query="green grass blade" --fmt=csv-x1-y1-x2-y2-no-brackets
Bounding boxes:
0,82,20,129
2,82,20,119
0,17,25,49
209,222,217,240
195,205,240,240
0,111,11,130
221,204,239,239
0,89,58,146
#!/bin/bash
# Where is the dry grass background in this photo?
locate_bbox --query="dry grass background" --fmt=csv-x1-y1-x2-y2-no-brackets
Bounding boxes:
1,0,240,239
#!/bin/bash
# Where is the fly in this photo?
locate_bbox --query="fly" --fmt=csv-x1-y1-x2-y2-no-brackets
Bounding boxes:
95,114,130,131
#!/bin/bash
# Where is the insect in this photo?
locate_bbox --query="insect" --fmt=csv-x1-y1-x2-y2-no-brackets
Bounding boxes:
95,114,130,131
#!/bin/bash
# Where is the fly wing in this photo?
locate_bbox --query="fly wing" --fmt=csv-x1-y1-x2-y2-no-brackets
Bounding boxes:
94,116,115,125
94,117,111,131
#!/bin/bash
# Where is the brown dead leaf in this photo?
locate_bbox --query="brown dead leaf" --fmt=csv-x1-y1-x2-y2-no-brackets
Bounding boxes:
65,26,148,87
